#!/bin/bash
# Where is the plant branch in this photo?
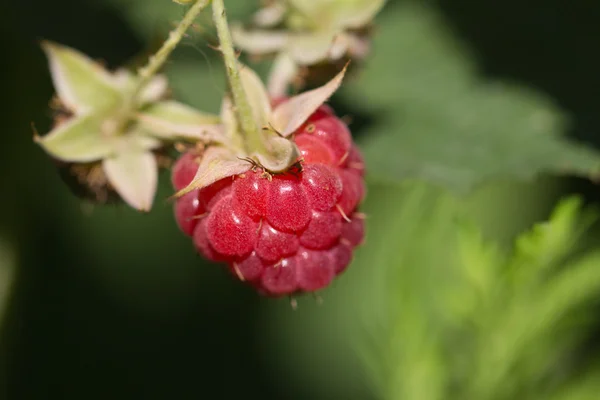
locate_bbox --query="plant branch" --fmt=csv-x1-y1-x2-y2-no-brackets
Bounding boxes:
133,0,210,100
211,0,266,155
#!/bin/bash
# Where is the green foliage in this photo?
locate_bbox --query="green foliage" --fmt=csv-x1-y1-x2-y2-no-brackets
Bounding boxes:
358,188,600,400
343,2,600,193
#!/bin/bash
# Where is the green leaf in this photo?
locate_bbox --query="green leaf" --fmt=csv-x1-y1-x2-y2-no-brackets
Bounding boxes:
468,253,600,399
508,197,597,286
457,196,600,400
531,251,600,344
42,41,123,112
353,182,460,400
339,186,600,400
344,2,600,192
548,371,600,400
444,222,504,325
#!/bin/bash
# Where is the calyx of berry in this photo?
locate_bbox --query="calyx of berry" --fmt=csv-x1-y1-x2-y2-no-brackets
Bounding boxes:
35,42,221,211
174,63,348,198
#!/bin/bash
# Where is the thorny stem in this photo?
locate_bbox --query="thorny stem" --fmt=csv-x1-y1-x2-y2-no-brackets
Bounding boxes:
111,0,209,136
132,0,211,101
211,0,268,156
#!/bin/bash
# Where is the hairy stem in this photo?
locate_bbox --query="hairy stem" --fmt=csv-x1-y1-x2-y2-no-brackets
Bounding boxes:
133,0,210,100
211,0,267,155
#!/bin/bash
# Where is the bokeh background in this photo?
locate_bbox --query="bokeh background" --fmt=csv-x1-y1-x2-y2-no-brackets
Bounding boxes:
1,0,600,399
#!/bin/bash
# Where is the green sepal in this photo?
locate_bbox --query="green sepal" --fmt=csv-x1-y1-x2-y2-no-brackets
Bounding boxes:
102,149,158,212
137,100,222,141
42,41,123,112
35,115,116,162
174,146,252,198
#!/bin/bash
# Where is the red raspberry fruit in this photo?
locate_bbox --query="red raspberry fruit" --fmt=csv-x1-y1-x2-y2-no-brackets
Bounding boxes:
172,105,366,296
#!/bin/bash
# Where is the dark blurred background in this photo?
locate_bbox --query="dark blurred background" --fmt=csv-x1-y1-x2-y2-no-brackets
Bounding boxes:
0,0,599,399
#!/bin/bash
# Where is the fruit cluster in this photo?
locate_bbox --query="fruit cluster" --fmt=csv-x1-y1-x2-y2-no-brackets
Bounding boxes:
172,104,365,296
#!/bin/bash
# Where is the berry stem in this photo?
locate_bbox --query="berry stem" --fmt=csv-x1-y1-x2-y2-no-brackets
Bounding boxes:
211,0,268,156
111,0,209,137
133,0,210,101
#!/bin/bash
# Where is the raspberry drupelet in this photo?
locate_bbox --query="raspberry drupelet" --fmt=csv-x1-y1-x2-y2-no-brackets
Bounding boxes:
172,104,366,296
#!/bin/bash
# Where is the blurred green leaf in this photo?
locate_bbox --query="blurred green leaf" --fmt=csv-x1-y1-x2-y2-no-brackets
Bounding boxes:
348,188,600,400
344,2,600,193
507,197,596,286
548,370,600,400
450,197,600,400
356,182,460,400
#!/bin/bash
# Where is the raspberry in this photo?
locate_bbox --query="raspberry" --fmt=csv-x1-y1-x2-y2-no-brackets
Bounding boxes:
300,211,342,250
171,105,366,297
205,195,258,256
295,118,352,166
171,152,199,191
266,176,312,232
256,221,299,262
301,164,343,211
345,145,365,176
174,191,204,235
295,134,335,165
232,171,268,220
